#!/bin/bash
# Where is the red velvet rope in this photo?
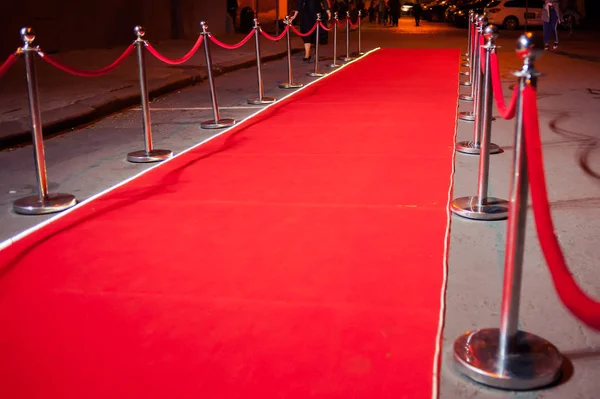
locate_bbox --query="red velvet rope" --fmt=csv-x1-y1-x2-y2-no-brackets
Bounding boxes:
348,18,358,28
290,23,318,37
336,19,346,29
145,36,203,65
40,45,135,77
319,21,333,32
209,29,255,50
260,26,289,41
490,53,518,120
523,85,600,331
0,53,18,78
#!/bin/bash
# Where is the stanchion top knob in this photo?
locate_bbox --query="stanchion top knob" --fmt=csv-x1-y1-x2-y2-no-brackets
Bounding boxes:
477,15,488,26
20,27,35,44
484,24,499,41
334,11,338,19
358,10,362,16
200,21,209,32
516,32,535,60
346,11,350,16
317,13,321,21
134,26,145,38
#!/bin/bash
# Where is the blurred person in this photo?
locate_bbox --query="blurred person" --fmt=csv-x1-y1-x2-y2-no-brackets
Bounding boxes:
542,0,563,50
227,0,239,30
291,0,332,61
413,0,423,26
389,0,400,26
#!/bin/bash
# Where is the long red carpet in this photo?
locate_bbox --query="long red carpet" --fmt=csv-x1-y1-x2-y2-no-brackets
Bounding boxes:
0,48,459,399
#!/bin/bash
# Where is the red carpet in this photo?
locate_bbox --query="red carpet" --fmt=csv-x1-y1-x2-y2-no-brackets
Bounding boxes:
0,48,459,399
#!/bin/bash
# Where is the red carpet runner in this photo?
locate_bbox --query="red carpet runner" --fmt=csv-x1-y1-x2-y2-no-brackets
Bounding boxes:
0,49,459,399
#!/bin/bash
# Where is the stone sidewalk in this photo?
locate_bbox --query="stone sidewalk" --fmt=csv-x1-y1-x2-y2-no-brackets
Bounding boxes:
0,29,304,148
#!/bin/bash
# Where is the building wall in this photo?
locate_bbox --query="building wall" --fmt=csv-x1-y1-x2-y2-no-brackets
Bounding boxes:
0,0,227,56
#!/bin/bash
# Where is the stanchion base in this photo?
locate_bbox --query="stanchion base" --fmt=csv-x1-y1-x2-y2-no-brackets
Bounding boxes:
456,141,501,155
454,328,563,390
461,63,470,68
127,149,173,163
358,52,365,55
14,193,77,215
201,118,236,129
343,57,354,62
328,63,341,68
462,52,468,57
460,71,470,76
248,97,276,105
458,111,475,121
451,196,508,220
279,82,304,89
307,72,327,77
460,80,473,87
459,94,474,102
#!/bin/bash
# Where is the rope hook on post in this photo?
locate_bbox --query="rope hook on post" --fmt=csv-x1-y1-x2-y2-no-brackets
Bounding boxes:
248,19,276,105
452,24,508,220
127,26,173,163
13,27,77,215
343,11,354,62
328,12,341,68
200,22,235,129
453,32,563,390
307,14,327,77
279,16,303,89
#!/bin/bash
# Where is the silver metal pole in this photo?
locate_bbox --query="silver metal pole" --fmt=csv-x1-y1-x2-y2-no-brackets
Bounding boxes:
200,22,235,129
248,19,275,104
460,10,474,78
459,14,478,89
13,27,77,215
343,11,353,61
459,16,481,119
451,25,508,221
358,10,364,55
328,12,341,68
127,27,173,163
279,16,303,89
453,33,563,391
307,14,326,77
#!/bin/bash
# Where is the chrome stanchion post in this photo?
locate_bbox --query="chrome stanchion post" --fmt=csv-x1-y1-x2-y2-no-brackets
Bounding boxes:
459,13,479,90
279,16,303,89
457,17,500,154
358,10,364,55
328,12,341,68
343,11,354,61
452,25,508,220
200,22,235,129
453,33,563,390
13,27,77,215
127,26,173,163
248,19,276,104
460,10,474,78
307,14,326,77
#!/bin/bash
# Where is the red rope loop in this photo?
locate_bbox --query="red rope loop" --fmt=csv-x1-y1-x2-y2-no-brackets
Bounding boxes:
337,19,346,29
209,29,255,50
348,18,358,28
39,45,135,77
523,85,600,331
0,53,19,79
260,25,289,41
145,36,203,65
319,21,333,32
490,53,518,120
290,23,318,37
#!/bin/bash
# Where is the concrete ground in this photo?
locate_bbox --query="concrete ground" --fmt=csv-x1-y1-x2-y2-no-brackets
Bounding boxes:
1,16,599,398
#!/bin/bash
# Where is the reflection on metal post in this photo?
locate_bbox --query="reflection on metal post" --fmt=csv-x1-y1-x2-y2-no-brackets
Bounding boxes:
279,16,304,89
248,19,276,104
460,11,475,81
328,12,341,68
200,22,235,129
13,27,77,215
127,26,173,163
358,10,364,55
307,14,327,77
343,11,354,61
453,33,563,391
451,25,508,220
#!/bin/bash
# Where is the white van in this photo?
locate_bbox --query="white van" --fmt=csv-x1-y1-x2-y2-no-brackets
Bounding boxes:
484,0,544,30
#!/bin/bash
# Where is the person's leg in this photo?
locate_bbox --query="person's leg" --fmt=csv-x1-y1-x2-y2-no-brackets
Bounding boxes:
552,10,559,48
304,43,311,59
543,21,550,49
